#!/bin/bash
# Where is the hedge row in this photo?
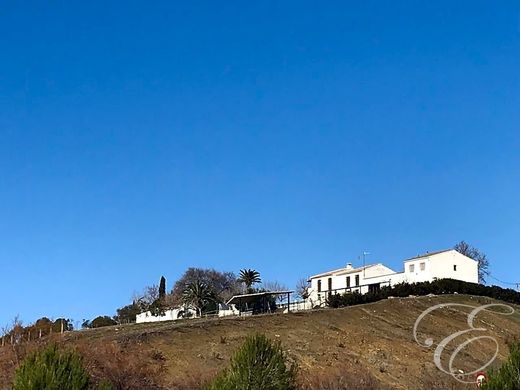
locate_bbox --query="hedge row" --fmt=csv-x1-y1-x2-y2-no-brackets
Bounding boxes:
326,278,520,308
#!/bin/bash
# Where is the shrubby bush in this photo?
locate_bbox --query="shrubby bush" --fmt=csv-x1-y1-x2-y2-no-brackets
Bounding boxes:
327,278,520,308
82,316,118,329
78,341,165,389
12,344,117,390
207,334,297,390
13,344,92,390
482,341,520,390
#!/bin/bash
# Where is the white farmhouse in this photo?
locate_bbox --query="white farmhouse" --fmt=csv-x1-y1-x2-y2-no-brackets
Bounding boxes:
307,249,478,306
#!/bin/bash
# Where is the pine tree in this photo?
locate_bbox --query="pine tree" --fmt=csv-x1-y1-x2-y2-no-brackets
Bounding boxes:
13,344,91,390
482,341,520,389
207,334,297,390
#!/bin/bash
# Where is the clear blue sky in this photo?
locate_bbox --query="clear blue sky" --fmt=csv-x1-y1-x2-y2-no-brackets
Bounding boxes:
1,1,519,326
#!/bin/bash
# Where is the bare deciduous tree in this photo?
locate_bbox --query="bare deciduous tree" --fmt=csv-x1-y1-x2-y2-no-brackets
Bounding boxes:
132,284,159,311
296,278,310,300
262,281,289,303
454,241,490,284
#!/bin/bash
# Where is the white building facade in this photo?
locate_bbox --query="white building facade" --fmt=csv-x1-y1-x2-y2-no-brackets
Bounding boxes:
136,304,241,324
136,307,198,324
307,249,479,306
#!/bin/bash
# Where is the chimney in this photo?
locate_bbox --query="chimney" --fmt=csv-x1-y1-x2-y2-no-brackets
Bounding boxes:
346,262,353,270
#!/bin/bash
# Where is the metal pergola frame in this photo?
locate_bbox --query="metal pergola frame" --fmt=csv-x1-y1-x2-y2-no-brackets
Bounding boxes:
226,290,295,315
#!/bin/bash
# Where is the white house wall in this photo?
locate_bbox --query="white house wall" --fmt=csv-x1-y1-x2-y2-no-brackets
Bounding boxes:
401,257,435,284
136,308,198,324
424,250,478,283
308,263,398,304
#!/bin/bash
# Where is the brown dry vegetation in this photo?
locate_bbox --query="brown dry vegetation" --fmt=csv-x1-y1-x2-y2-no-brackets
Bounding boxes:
1,294,519,389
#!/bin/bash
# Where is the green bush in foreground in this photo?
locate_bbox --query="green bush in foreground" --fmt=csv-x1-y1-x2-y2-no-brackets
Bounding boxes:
207,334,297,390
482,341,520,390
13,344,91,390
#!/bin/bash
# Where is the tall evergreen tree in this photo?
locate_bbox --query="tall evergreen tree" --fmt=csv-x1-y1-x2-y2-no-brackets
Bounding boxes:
159,276,166,299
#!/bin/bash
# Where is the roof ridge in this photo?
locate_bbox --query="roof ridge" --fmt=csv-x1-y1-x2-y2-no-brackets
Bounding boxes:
404,249,453,261
308,263,379,279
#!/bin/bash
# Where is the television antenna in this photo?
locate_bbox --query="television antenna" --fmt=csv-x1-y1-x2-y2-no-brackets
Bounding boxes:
362,251,370,278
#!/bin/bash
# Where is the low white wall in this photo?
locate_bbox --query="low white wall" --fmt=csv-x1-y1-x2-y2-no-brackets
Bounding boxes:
218,308,239,317
136,308,198,324
283,299,315,312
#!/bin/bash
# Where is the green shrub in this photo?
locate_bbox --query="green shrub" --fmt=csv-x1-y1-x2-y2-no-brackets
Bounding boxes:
13,344,91,390
482,341,520,390
207,334,297,390
90,316,117,328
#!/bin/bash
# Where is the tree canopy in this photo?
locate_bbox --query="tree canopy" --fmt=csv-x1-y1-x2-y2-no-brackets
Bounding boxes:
182,281,215,316
114,302,141,324
238,269,261,292
84,316,117,329
172,268,240,304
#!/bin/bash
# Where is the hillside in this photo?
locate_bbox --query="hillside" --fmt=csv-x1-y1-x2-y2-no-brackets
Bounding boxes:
2,294,519,389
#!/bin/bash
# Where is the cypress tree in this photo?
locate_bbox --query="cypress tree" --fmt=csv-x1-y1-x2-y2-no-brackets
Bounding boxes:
159,276,166,299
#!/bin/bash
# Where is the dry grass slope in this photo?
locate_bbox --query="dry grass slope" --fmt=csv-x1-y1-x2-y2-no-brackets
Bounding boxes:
1,294,519,389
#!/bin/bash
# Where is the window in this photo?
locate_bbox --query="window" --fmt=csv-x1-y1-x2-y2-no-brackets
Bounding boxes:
409,264,415,273
453,265,457,271
420,262,426,271
328,277,332,292
355,275,360,287
346,276,351,288
317,280,322,292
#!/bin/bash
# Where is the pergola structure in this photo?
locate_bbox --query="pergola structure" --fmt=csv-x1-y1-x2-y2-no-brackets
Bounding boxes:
226,290,294,316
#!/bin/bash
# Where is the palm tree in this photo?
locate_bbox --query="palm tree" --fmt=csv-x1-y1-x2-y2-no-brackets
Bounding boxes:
238,269,261,292
182,281,214,317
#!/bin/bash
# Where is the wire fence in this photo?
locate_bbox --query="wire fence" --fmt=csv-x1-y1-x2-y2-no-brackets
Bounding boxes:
1,324,69,347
